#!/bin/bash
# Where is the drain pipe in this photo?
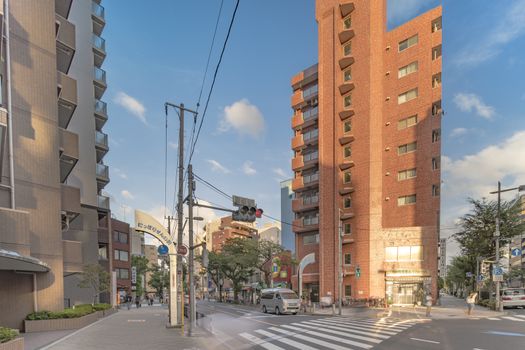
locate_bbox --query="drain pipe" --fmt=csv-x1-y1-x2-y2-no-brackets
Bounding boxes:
4,0,15,209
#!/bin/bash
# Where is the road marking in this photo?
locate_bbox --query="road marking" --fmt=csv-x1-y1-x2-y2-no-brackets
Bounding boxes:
299,321,390,339
484,331,525,337
311,319,399,335
127,319,146,322
501,316,525,322
239,332,285,350
270,327,365,350
515,315,525,319
282,323,380,345
255,329,318,350
487,318,500,320
410,337,440,344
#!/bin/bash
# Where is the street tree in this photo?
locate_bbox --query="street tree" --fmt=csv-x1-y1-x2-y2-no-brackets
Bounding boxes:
221,238,258,303
445,256,473,296
148,264,169,299
250,239,285,287
206,251,227,302
131,255,150,297
78,264,110,305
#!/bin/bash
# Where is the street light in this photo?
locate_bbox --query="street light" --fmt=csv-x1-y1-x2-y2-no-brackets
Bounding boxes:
489,182,525,312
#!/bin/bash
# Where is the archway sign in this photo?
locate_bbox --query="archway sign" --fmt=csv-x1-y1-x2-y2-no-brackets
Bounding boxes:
135,210,179,327
298,253,315,300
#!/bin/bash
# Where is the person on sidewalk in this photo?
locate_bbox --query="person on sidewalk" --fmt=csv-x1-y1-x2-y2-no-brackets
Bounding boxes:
135,295,141,308
425,293,433,317
466,292,478,316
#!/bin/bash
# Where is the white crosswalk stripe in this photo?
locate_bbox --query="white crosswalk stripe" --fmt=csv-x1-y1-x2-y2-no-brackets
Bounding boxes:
515,314,525,319
238,317,417,349
501,316,525,322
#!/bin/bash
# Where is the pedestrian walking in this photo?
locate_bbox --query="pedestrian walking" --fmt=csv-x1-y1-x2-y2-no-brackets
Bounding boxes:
425,293,433,317
466,291,478,316
135,295,140,308
126,294,132,310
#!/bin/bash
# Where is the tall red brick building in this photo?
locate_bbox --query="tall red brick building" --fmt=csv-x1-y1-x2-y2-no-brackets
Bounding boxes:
291,0,442,305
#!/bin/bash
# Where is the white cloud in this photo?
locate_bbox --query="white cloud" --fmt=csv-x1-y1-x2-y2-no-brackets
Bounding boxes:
121,190,135,200
455,0,525,66
450,127,468,138
273,168,288,179
113,167,128,180
453,93,495,120
218,99,265,139
114,92,147,125
242,161,257,175
207,159,231,174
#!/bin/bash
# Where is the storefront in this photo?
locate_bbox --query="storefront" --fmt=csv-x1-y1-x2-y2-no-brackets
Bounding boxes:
385,270,432,306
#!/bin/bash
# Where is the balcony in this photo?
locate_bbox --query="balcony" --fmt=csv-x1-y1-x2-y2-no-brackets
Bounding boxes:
291,114,303,129
92,34,106,67
291,134,304,150
292,196,319,213
55,14,76,74
57,72,77,129
97,194,110,212
91,1,106,36
95,130,109,162
94,99,108,130
292,156,304,171
60,184,81,225
98,225,109,244
96,163,110,191
291,90,304,108
291,177,304,192
63,240,83,273
293,217,319,234
55,0,73,19
93,67,107,99
291,64,318,90
342,234,355,245
303,130,319,147
59,128,79,183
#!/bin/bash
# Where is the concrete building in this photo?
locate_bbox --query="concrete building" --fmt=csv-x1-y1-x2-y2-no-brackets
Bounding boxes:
0,0,110,329
210,216,258,252
259,223,282,245
111,219,131,300
291,1,441,305
130,228,145,257
280,179,295,252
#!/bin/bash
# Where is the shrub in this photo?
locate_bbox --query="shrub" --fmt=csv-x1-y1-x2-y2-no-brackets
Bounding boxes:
93,303,112,311
26,304,97,320
0,327,19,343
26,311,52,320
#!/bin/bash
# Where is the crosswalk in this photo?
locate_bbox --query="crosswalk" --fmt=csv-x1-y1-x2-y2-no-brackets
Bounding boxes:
482,314,525,322
239,316,421,350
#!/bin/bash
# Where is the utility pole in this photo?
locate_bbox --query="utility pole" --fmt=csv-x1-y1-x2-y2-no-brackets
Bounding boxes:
495,181,502,311
338,209,342,316
188,164,196,332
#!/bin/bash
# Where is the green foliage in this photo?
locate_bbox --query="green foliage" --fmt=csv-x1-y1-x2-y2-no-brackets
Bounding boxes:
220,238,258,302
132,255,151,297
438,276,445,291
0,327,18,343
78,264,110,305
250,239,285,287
25,303,110,320
148,264,169,297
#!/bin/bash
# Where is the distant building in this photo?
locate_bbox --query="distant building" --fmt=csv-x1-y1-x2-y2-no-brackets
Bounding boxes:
280,180,295,252
204,218,222,253
259,223,282,245
211,216,258,252
111,219,131,300
130,229,145,257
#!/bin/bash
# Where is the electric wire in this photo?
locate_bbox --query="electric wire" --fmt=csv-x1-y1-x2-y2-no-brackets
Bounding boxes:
194,173,232,200
188,0,240,164
164,104,168,223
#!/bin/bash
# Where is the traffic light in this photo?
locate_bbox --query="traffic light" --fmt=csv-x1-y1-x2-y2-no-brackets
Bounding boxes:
232,195,262,222
355,265,361,279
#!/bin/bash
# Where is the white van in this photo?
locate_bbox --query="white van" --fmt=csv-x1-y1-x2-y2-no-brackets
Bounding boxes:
260,288,300,315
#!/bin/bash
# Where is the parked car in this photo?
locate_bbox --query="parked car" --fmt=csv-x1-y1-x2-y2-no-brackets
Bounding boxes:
260,288,300,315
500,288,525,308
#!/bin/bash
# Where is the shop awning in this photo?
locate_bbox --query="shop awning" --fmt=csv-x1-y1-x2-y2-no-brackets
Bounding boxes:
0,249,50,273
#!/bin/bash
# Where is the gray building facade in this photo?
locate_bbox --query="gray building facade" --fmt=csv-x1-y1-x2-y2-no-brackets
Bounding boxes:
280,179,295,253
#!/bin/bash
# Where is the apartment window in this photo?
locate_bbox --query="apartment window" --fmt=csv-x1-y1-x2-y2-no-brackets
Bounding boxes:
113,231,128,244
344,68,352,82
303,84,318,99
432,73,442,88
432,129,441,143
343,42,352,56
432,156,441,170
344,197,352,209
432,44,442,60
344,146,352,158
303,150,318,162
398,168,417,181
344,223,352,235
114,249,129,262
98,244,107,260
432,184,440,197
343,171,352,184
343,15,352,30
303,233,319,245
344,93,352,109
398,34,418,52
116,268,129,280
344,253,352,265
304,213,319,225
398,194,417,206
345,285,352,297
303,106,318,121
432,17,442,32
344,120,352,133
432,100,442,116
398,142,417,155
398,88,418,104
397,115,418,130
398,61,418,78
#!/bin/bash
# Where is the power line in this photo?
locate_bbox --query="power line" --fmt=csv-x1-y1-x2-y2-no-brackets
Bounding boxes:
188,0,240,164
194,173,232,200
164,103,168,223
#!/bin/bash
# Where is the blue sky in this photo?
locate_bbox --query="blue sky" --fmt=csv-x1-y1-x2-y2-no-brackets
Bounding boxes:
103,0,525,257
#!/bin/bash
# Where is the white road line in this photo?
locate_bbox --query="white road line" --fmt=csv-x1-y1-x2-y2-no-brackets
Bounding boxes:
487,318,501,320
283,323,381,344
501,316,525,322
515,315,525,319
311,319,399,335
410,337,440,344
254,329,319,350
270,327,357,350
239,332,285,350
323,317,412,329
299,321,390,339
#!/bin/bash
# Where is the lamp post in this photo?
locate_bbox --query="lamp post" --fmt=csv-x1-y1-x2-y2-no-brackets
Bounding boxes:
489,182,525,312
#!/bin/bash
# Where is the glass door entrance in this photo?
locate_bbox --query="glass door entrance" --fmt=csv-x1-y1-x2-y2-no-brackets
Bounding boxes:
392,283,422,305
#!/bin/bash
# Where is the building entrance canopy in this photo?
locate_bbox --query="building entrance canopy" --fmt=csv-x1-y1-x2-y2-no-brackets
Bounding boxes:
0,249,50,273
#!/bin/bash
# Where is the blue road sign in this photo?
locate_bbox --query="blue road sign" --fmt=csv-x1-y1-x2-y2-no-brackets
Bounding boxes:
158,245,169,255
466,272,473,278
493,267,503,276
511,248,522,257
478,274,484,281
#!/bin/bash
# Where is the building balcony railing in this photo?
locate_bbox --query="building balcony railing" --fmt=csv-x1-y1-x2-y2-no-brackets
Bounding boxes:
292,196,319,213
97,194,110,211
292,156,304,171
56,14,76,74
291,114,303,129
293,217,319,233
95,131,109,162
94,99,108,130
92,34,106,67
57,71,77,129
91,1,106,36
94,67,107,99
96,163,109,180
291,134,304,150
59,128,79,183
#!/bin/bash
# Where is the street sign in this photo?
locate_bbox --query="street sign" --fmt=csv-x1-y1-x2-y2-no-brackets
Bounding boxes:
158,245,169,255
511,248,522,257
177,245,188,256
478,274,484,281
131,266,137,284
493,266,503,276
466,272,473,278
493,275,503,282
